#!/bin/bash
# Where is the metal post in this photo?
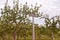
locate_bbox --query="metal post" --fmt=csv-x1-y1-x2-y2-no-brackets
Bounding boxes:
32,16,35,40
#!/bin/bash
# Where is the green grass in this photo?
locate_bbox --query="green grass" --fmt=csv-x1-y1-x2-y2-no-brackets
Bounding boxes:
0,35,60,40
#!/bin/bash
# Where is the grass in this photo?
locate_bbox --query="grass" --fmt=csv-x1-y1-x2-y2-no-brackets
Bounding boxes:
0,35,60,40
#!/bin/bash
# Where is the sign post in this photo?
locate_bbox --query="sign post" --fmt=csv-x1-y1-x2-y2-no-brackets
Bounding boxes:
30,14,37,40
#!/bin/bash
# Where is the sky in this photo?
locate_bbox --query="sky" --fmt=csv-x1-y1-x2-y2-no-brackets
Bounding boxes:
0,0,60,25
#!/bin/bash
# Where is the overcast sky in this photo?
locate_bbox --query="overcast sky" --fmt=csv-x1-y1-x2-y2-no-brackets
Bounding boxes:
0,0,60,25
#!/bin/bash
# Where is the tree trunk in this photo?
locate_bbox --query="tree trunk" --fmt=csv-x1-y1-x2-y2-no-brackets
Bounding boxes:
13,32,16,40
51,31,54,40
24,35,26,40
39,35,41,40
24,29,26,40
3,33,7,40
3,36,5,40
17,35,20,40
